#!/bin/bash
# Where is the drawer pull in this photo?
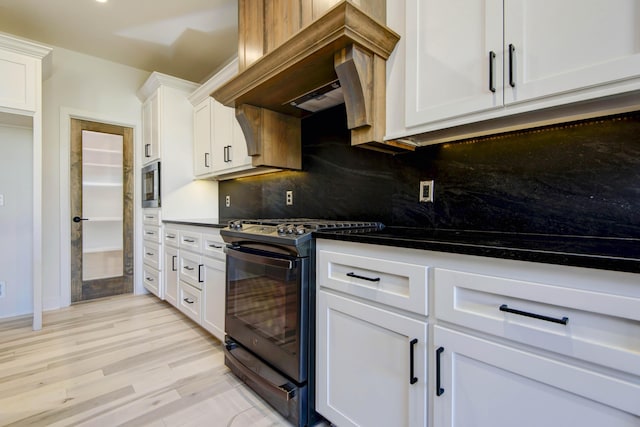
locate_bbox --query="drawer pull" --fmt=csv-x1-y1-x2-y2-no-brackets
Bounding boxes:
409,338,418,385
145,252,154,256
508,43,516,87
198,264,204,283
499,304,569,325
166,234,176,239
183,298,195,304
145,231,155,235
346,272,380,282
436,347,445,396
146,277,154,282
184,238,196,243
208,244,223,249
488,51,496,93
184,266,195,271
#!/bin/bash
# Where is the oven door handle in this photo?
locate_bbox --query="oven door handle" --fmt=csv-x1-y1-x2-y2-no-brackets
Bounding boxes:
225,247,294,270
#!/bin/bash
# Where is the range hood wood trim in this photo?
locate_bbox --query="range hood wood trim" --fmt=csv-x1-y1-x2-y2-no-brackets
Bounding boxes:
212,1,399,114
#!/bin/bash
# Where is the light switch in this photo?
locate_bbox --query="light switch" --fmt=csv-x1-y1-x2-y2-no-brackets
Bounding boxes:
0,194,4,206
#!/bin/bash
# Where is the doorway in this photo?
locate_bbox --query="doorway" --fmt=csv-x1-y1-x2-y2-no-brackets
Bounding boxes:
70,119,133,302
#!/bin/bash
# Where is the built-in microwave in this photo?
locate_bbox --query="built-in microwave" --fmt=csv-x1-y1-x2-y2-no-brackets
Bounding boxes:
141,161,160,208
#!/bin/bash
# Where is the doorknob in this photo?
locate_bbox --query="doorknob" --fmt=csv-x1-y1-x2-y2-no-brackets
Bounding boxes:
73,216,89,223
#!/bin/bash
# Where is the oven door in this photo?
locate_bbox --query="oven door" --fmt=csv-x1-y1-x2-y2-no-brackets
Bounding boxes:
141,161,160,208
225,245,308,383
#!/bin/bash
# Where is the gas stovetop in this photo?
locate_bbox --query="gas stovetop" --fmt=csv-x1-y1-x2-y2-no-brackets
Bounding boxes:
221,218,384,252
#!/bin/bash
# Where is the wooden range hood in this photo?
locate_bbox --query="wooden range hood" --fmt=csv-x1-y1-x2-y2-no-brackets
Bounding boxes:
212,1,411,170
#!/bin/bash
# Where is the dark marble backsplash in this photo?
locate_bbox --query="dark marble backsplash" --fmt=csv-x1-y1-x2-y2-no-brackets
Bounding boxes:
219,105,640,239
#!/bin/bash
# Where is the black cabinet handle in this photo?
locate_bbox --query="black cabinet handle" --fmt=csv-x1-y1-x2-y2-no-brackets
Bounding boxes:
208,244,223,249
409,338,418,385
346,272,380,282
184,266,194,271
145,252,154,256
198,264,204,283
499,304,569,325
489,51,496,93
72,216,88,223
184,238,195,243
508,44,516,87
145,143,150,157
436,346,445,396
204,152,210,168
183,298,194,304
172,255,177,271
146,277,154,282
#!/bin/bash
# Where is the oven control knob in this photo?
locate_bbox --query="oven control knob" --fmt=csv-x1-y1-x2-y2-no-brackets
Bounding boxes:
277,225,286,234
295,225,306,235
230,221,242,230
285,225,296,234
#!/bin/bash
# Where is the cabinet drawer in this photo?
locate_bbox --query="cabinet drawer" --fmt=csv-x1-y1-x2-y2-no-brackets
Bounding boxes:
180,251,203,289
164,227,179,248
142,241,161,270
143,265,161,298
435,268,640,375
317,248,429,316
142,209,161,225
143,225,161,243
180,230,202,252
202,232,225,260
179,281,202,324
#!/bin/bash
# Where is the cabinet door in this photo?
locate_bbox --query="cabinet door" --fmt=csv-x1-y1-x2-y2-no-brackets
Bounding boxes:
504,0,640,105
433,326,640,427
316,290,428,427
193,98,213,176
0,49,37,113
202,256,226,342
141,92,160,164
212,100,233,172
164,246,178,307
405,0,503,127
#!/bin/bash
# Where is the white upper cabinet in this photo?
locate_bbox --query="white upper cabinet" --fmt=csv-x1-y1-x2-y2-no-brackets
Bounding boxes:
405,0,503,127
390,0,640,140
141,91,160,164
193,98,214,176
190,57,254,180
0,48,38,114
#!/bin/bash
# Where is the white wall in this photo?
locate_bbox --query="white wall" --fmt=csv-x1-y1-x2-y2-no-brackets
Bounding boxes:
41,46,150,311
0,124,33,317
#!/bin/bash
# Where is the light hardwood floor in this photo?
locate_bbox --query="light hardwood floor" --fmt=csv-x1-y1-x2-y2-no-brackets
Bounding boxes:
0,294,295,426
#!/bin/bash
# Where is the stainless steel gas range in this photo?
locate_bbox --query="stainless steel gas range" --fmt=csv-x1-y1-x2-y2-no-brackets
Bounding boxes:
220,219,383,427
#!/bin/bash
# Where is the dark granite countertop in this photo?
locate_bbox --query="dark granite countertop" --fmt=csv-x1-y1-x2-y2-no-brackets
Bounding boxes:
162,218,226,228
314,227,640,274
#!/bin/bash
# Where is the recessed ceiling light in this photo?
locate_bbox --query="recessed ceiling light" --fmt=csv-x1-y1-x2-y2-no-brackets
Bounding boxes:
96,0,108,3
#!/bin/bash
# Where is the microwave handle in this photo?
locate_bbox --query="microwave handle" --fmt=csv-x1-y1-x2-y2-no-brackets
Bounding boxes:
225,246,293,270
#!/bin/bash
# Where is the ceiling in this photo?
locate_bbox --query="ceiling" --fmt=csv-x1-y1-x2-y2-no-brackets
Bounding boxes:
0,0,238,83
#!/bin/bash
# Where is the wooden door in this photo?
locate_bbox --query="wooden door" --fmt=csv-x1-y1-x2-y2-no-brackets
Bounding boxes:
70,119,133,302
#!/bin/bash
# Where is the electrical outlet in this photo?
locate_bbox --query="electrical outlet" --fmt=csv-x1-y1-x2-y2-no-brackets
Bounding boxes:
419,180,434,203
286,190,293,206
225,195,231,207
0,281,5,298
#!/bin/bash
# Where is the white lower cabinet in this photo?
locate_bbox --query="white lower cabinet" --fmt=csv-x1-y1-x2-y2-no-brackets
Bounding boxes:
142,208,163,298
178,280,202,324
163,245,178,306
162,223,226,342
202,255,225,341
316,239,640,427
433,326,640,427
317,290,428,427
